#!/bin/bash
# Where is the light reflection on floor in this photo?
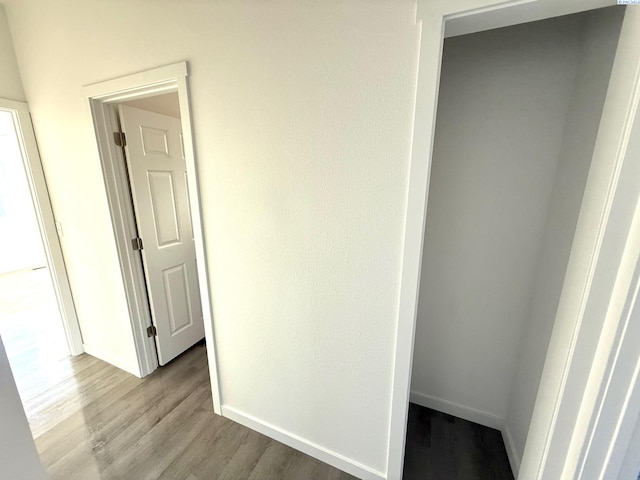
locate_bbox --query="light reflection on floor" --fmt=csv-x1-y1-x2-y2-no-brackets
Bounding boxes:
0,267,70,404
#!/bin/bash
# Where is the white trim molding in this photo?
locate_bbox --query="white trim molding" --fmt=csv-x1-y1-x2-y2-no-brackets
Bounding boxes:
521,8,640,479
566,21,640,477
83,62,222,415
502,424,521,477
619,413,640,480
575,208,640,479
0,98,83,356
82,343,140,378
409,391,503,430
221,405,386,480
443,0,617,38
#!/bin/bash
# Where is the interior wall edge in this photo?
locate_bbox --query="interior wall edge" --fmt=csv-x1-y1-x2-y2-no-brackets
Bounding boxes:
502,423,521,477
519,6,640,477
82,343,142,378
443,0,616,38
501,5,626,467
409,390,503,430
221,405,387,480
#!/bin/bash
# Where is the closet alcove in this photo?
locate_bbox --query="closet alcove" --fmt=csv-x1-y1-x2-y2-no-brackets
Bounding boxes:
406,6,624,477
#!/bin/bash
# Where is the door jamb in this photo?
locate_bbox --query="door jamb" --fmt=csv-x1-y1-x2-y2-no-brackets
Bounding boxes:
389,2,637,479
83,62,222,414
573,198,640,480
0,98,84,355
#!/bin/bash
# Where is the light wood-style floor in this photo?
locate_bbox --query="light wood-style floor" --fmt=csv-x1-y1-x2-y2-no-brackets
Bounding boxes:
0,268,69,403
32,344,359,479
1,269,357,480
2,269,513,479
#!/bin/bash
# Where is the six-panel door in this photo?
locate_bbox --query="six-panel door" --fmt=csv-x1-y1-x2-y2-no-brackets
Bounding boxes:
119,104,204,366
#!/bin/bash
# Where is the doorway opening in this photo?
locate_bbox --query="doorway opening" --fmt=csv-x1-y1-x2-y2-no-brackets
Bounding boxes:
84,62,221,413
405,6,624,478
0,98,84,421
116,93,205,367
390,3,636,479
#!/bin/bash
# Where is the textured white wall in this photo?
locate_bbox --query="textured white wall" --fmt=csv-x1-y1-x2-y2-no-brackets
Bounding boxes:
0,337,46,480
2,0,622,475
0,5,23,102
2,0,419,473
411,15,584,423
504,7,624,470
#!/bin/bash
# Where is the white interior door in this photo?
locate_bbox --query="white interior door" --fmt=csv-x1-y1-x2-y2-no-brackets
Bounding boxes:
119,104,204,366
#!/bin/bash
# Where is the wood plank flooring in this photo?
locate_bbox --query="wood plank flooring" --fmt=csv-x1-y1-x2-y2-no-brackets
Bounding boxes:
22,344,359,480
403,403,514,480
0,269,356,479
3,269,514,479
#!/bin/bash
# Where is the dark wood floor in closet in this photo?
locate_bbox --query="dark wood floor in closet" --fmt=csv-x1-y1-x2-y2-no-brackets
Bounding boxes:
403,403,514,480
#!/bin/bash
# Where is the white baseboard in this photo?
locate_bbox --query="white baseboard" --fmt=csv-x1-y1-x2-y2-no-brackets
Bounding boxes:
82,344,141,378
221,405,386,480
409,390,504,430
501,424,521,477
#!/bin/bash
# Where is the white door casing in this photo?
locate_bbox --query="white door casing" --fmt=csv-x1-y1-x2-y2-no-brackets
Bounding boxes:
119,104,204,365
85,63,221,410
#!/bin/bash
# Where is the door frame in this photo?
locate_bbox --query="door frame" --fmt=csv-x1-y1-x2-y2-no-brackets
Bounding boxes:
83,62,221,413
0,98,83,355
389,2,639,479
573,199,640,479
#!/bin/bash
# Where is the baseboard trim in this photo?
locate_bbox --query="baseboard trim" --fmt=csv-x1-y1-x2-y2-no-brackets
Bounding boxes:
82,344,141,378
502,424,521,477
409,390,503,430
221,405,386,480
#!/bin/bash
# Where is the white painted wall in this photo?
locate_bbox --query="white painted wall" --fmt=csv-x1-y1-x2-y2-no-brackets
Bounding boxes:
411,15,584,425
0,337,46,480
520,8,640,476
0,5,23,102
504,7,624,471
1,0,419,474
1,0,624,476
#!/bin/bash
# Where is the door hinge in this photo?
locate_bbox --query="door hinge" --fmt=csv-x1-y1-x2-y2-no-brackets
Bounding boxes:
131,237,143,251
113,131,127,147
147,325,157,337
